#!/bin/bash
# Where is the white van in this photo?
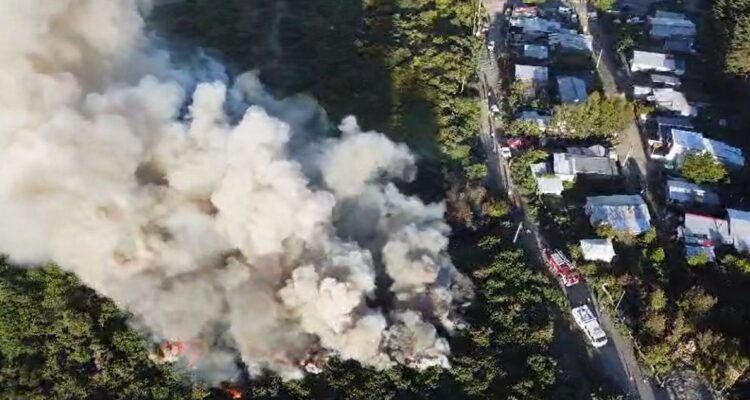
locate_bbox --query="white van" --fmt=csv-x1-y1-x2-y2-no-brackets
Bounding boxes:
572,305,608,348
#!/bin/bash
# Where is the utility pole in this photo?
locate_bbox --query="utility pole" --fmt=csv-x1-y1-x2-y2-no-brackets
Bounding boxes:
513,222,523,244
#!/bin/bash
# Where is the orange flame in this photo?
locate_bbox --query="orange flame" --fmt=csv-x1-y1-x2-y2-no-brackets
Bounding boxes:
224,387,242,399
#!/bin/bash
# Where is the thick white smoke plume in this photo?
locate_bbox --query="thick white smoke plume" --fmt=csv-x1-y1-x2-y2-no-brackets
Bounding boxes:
0,0,473,381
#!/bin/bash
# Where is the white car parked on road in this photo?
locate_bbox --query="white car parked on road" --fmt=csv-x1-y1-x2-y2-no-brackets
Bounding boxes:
572,305,608,348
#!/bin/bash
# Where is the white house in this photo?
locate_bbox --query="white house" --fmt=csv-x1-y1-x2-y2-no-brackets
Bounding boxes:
557,76,587,103
580,239,616,262
660,129,745,168
585,195,652,234
631,51,686,75
648,88,695,117
530,162,564,196
515,64,549,82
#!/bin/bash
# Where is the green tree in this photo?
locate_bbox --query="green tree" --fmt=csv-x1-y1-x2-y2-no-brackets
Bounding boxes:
693,330,750,389
591,0,616,12
679,152,728,184
0,264,206,399
713,0,750,76
506,119,543,137
549,92,633,139
720,254,750,273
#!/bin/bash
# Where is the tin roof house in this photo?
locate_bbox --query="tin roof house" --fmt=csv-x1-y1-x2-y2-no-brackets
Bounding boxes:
649,11,696,40
515,64,549,83
666,180,721,207
656,129,745,168
553,152,618,182
585,195,652,234
631,51,686,75
557,76,587,103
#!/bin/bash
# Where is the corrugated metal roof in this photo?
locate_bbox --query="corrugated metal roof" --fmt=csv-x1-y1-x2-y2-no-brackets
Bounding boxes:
585,195,652,234
515,64,549,82
666,180,720,206
728,209,750,253
557,76,587,103
580,239,616,262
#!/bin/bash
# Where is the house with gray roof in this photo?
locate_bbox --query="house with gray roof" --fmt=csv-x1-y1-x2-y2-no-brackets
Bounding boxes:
666,180,720,207
728,209,750,253
557,76,587,103
585,195,652,234
553,152,618,182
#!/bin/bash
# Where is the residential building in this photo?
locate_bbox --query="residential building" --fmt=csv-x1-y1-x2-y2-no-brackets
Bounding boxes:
523,44,549,60
510,17,563,36
685,245,716,262
651,74,681,88
519,111,551,131
530,162,564,196
728,209,750,253
658,129,745,168
678,213,731,246
553,152,618,181
579,239,616,262
649,11,696,41
666,180,721,207
548,32,593,53
515,64,549,83
648,88,695,117
630,51,686,75
585,195,652,234
557,76,587,103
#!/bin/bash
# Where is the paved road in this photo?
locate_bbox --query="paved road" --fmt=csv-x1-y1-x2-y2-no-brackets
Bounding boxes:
477,1,667,399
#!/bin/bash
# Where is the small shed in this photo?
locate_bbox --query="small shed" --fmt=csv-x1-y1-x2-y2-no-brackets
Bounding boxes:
684,245,716,262
520,111,551,131
530,162,563,196
580,239,616,262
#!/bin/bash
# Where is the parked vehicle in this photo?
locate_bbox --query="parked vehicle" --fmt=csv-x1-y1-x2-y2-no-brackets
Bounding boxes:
543,249,580,287
572,305,608,348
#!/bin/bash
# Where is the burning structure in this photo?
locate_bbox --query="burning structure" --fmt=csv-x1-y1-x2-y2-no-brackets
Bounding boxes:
0,0,473,383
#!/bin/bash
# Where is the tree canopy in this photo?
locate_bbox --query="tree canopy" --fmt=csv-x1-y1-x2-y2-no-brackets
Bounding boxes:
548,92,633,140
713,0,750,76
679,152,728,184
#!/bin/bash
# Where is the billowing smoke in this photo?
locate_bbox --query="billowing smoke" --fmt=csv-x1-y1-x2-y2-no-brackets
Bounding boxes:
0,0,473,381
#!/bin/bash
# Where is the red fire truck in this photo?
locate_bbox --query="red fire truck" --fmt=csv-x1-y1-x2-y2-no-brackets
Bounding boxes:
543,249,580,287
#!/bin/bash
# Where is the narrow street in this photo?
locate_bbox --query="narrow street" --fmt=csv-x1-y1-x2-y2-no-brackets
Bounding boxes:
477,1,667,399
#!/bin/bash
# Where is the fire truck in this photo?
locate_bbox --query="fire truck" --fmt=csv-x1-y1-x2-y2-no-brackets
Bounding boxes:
543,249,580,287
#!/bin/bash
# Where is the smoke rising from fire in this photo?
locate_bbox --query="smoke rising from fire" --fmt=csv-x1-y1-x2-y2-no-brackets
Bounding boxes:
0,0,473,381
